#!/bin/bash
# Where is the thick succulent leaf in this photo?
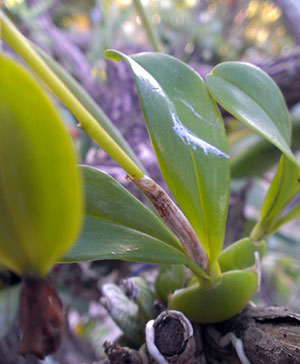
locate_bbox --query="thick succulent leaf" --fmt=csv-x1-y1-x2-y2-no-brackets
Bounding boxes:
170,268,257,323
0,55,82,276
79,166,183,251
106,50,230,265
33,44,145,173
252,156,300,238
63,217,207,277
206,62,298,166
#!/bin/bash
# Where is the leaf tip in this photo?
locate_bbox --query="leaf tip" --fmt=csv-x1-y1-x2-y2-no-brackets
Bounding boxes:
105,49,125,62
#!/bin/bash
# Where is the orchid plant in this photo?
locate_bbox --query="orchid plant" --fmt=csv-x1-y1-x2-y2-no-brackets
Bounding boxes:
0,11,300,356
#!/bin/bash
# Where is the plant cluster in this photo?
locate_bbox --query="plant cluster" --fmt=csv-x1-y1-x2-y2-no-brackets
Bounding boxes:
0,10,300,358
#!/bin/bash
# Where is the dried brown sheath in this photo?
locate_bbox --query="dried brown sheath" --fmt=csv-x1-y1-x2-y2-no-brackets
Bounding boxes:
129,175,208,271
19,276,65,359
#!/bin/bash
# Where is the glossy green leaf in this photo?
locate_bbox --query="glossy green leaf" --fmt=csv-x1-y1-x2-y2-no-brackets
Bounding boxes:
251,156,300,239
106,50,230,265
0,55,82,276
63,167,207,277
218,238,266,272
80,166,183,250
33,44,145,173
206,62,298,166
170,269,257,323
63,217,207,277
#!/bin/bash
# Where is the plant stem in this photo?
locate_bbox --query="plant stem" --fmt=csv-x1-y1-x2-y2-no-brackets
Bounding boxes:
0,13,144,180
133,0,163,53
32,42,145,173
250,221,267,241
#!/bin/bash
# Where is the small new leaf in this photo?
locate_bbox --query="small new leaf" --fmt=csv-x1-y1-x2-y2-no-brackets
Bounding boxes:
251,156,300,239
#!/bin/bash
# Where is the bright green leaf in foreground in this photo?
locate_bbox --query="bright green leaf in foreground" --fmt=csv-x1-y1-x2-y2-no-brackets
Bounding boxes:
0,55,82,276
206,62,298,166
63,166,207,278
106,50,230,265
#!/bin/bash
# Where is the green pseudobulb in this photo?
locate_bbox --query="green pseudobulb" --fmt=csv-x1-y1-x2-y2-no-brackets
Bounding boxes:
170,269,257,323
0,55,83,277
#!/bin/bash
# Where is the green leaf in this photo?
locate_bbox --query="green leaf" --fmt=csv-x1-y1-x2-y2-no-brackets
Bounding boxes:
251,156,300,239
106,50,230,265
273,197,300,231
63,167,207,278
32,44,145,173
81,166,183,250
0,55,83,276
170,268,258,323
64,215,207,275
206,62,298,166
218,238,266,272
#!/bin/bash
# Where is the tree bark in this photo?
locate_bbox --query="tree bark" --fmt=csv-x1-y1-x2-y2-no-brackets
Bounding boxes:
102,306,300,364
258,46,300,108
274,0,300,44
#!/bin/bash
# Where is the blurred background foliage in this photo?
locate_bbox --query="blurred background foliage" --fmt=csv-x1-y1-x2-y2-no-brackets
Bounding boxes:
3,0,297,65
1,1,300,362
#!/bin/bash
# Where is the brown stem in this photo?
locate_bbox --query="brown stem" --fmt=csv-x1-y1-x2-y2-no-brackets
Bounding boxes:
19,276,65,359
